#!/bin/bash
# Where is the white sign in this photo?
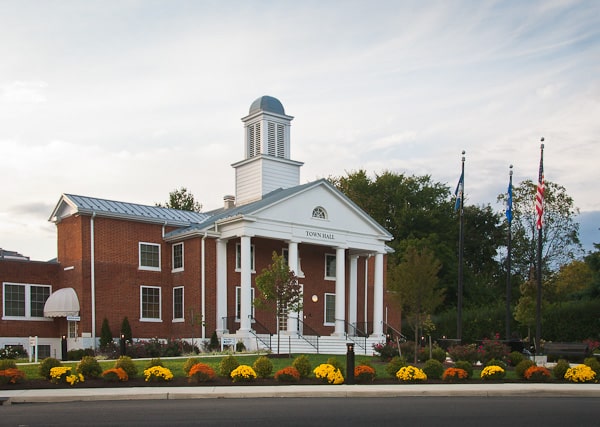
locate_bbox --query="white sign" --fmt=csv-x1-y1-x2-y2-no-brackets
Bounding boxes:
66,315,81,321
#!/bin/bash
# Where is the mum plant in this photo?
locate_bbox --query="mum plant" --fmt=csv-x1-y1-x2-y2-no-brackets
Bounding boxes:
102,367,129,382
480,365,506,381
0,368,26,385
50,366,84,386
442,367,468,382
313,363,344,384
230,365,257,382
396,366,427,382
354,364,376,383
274,366,301,383
564,365,597,383
143,366,173,382
523,366,551,382
188,363,216,383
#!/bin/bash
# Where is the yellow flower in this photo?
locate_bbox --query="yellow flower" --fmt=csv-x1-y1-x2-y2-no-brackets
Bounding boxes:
480,365,505,380
50,367,83,386
143,366,173,382
564,365,597,383
313,364,344,384
230,365,257,382
396,366,427,382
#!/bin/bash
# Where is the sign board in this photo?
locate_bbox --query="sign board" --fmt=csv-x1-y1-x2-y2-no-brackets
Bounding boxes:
66,315,81,321
221,337,236,346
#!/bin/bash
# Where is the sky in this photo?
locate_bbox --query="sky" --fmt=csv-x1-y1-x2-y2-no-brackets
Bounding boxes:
1,0,599,261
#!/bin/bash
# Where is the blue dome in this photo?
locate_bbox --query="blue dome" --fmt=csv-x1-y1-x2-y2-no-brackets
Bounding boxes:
249,96,285,115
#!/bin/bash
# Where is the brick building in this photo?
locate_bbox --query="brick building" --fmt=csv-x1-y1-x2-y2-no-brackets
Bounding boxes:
1,96,398,357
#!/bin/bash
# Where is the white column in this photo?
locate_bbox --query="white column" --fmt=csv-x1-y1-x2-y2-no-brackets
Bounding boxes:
334,247,346,336
348,255,358,334
372,252,385,337
287,241,299,334
216,239,228,334
239,236,252,332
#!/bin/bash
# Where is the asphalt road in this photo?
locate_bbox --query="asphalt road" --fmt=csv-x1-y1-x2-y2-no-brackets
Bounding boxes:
2,396,599,426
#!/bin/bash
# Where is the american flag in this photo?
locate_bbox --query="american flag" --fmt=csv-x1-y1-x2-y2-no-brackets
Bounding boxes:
535,142,545,230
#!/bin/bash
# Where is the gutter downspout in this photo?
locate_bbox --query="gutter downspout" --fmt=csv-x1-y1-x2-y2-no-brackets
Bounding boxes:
201,233,207,339
90,212,97,350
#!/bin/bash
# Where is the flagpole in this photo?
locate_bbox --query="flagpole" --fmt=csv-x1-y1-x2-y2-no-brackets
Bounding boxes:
457,151,465,342
535,140,545,355
505,165,513,340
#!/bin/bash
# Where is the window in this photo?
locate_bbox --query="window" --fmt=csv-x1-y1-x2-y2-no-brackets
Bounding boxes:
312,206,327,219
2,283,51,320
68,321,77,338
140,286,161,321
235,243,255,272
235,286,255,321
173,287,184,321
172,243,184,272
325,254,336,280
139,243,160,271
36,345,51,359
324,293,335,325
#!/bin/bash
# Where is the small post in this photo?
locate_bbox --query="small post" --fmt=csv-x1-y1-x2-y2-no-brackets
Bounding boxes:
120,334,126,356
346,343,355,385
61,335,67,361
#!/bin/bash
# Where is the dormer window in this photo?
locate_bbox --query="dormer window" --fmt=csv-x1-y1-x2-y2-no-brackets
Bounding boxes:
312,206,327,220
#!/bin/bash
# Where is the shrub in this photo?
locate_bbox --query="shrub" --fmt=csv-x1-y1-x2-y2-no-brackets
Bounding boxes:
385,356,407,377
0,359,17,370
454,360,473,379
292,355,311,378
219,355,240,377
39,357,63,379
50,366,84,386
115,355,138,378
313,363,344,384
423,359,444,379
0,346,27,360
480,365,505,380
252,356,273,378
396,366,427,382
477,339,510,364
564,365,597,383
209,331,220,351
236,340,246,352
274,366,301,383
448,344,478,364
584,357,600,375
431,346,447,363
485,358,507,370
230,365,257,382
508,351,525,367
524,366,551,382
143,366,173,382
515,359,536,379
100,317,113,350
552,359,570,380
145,358,164,369
372,341,400,361
442,367,468,382
76,356,102,378
354,364,376,383
188,363,216,383
326,357,345,376
183,357,202,375
0,368,26,384
102,367,128,382
121,316,133,344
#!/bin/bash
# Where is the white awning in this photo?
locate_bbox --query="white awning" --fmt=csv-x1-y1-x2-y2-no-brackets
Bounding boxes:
43,287,80,317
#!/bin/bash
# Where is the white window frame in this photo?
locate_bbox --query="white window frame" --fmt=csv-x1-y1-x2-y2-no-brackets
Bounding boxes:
173,286,184,322
140,285,162,322
324,293,335,325
172,242,184,272
2,282,52,321
235,286,255,322
139,242,161,271
325,254,336,280
235,243,255,272
312,206,327,220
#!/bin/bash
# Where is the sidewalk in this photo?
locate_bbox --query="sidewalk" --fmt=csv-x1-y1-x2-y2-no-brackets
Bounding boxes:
3,383,600,404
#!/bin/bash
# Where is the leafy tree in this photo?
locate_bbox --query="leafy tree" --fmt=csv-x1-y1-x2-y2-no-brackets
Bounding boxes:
99,317,113,349
547,260,594,303
498,180,582,281
254,252,303,354
387,245,444,363
156,187,202,212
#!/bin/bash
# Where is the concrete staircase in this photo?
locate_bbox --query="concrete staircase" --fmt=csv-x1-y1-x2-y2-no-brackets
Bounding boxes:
250,334,384,356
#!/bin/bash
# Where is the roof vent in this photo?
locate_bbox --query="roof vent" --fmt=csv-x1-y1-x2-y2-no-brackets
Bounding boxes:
224,195,235,210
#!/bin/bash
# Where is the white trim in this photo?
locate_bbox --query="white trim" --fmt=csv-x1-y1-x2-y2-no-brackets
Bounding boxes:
324,292,335,326
139,242,161,271
140,285,162,322
2,282,52,321
172,286,184,321
171,242,184,272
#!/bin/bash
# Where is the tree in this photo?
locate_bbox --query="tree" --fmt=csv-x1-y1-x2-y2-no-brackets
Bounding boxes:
254,252,303,354
99,317,113,350
387,245,445,363
156,187,202,212
547,260,594,303
120,316,132,344
497,180,582,281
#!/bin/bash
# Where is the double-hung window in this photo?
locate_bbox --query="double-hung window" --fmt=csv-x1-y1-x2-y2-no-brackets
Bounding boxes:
2,283,51,320
325,254,336,280
235,243,255,272
324,293,335,325
173,287,184,321
172,243,184,272
139,243,160,271
140,286,161,321
235,286,255,321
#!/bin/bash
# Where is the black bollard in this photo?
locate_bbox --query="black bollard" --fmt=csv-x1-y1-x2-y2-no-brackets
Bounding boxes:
346,343,355,385
61,335,67,361
120,334,126,356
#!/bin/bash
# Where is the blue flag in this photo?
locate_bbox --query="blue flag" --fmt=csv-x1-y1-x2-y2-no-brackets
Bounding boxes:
505,180,513,224
454,171,464,212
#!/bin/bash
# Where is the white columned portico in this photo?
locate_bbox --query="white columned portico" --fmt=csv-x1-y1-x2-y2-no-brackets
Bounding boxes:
371,251,385,337
333,247,346,336
238,235,252,333
286,241,299,334
348,254,358,333
216,239,228,334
